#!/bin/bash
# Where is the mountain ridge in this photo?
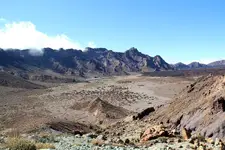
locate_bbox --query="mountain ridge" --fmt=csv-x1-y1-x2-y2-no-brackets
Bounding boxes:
0,47,173,78
174,60,225,70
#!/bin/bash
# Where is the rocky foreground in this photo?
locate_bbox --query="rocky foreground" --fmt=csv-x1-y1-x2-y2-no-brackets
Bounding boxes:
0,124,224,150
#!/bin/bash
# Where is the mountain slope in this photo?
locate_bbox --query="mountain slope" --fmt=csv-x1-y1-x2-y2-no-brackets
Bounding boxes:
148,75,225,138
0,47,173,77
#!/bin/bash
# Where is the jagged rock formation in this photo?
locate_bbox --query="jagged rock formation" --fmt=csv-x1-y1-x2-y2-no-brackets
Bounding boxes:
0,47,172,78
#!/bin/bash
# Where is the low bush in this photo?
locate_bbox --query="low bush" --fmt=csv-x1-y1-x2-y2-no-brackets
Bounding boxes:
6,137,36,150
35,143,55,149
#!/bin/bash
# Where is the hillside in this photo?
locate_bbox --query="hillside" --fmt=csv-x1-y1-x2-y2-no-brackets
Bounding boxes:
0,72,44,89
0,47,172,78
147,75,225,138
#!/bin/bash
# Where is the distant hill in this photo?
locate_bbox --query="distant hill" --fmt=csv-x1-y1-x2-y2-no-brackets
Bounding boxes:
208,60,225,67
0,47,173,78
174,60,225,70
174,62,207,70
173,62,189,70
188,62,208,68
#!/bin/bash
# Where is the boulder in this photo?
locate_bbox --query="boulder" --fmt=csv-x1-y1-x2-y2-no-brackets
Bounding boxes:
140,125,170,142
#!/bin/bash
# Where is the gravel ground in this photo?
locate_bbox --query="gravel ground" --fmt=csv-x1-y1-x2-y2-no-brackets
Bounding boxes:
0,133,224,150
51,135,222,150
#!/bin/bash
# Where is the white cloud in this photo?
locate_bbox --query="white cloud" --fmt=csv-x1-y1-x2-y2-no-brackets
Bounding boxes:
0,17,7,22
87,41,97,48
0,20,95,50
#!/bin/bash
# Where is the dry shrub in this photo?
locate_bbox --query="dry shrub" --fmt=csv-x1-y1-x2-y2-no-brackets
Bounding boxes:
35,143,55,149
38,132,50,138
5,128,20,138
6,137,36,150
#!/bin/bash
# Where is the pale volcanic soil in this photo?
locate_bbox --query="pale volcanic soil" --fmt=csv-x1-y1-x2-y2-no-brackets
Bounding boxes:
0,75,192,133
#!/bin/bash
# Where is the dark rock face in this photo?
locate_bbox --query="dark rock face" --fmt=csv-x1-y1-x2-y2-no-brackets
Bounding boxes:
0,47,173,77
133,107,155,120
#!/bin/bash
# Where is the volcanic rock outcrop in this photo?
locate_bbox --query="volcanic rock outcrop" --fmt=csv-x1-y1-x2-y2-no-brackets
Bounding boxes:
148,75,225,138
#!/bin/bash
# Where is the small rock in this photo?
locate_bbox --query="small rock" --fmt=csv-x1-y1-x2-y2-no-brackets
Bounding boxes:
124,138,130,144
75,134,80,138
186,145,191,149
83,133,98,139
116,138,124,144
171,129,178,135
194,139,200,147
0,137,5,143
181,127,191,140
197,145,205,150
174,138,182,143
97,135,107,141
167,138,173,143
215,138,220,146
188,137,195,144
206,138,214,144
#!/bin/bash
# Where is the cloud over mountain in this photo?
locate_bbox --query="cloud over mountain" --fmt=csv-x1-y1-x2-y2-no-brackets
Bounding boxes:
0,20,93,50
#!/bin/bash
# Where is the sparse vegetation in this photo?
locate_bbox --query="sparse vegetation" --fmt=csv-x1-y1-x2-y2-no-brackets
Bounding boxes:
35,143,55,149
6,137,36,150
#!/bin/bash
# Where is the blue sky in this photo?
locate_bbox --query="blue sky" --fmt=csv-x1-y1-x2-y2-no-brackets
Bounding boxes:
0,0,225,64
